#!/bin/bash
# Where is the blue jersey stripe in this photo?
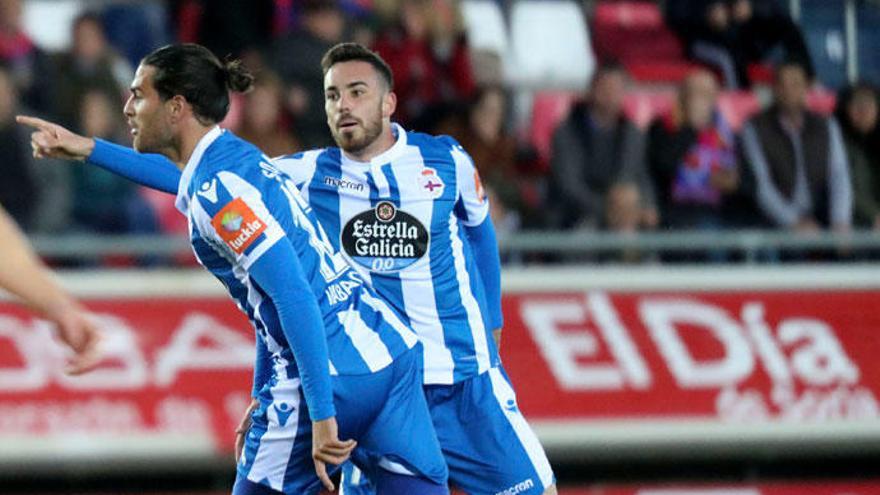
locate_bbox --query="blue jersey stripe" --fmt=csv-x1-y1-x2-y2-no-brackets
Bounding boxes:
380,163,401,208
365,163,409,327
410,134,477,381
309,148,343,251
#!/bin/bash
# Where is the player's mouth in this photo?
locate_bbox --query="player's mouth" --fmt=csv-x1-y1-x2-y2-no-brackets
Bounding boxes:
337,117,359,130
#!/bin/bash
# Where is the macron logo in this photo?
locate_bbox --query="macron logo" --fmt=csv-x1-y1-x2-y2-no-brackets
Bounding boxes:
495,479,535,495
197,178,218,203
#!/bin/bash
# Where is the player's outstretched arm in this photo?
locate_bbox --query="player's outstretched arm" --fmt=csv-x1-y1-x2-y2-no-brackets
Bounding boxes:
0,206,102,375
17,115,181,194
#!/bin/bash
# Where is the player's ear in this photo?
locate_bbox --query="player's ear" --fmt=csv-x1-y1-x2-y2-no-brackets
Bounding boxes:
382,91,397,120
167,95,186,121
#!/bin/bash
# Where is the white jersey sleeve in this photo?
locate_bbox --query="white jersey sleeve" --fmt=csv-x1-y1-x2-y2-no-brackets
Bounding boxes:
273,150,321,189
190,170,286,269
450,144,490,227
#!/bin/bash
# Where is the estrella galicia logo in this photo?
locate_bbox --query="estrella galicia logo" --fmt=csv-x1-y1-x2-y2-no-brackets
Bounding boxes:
341,201,429,272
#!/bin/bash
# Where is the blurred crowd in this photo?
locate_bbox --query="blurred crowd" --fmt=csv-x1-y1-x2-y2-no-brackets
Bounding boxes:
1,0,879,262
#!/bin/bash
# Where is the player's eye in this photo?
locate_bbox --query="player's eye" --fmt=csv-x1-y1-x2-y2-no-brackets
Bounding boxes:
325,92,338,101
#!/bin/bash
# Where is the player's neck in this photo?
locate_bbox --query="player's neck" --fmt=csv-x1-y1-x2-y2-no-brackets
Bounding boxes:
342,125,396,162
170,122,216,170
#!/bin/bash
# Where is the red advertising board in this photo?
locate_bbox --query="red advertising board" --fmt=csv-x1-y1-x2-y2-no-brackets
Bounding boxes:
502,291,880,422
0,299,254,459
1,288,879,458
564,482,880,495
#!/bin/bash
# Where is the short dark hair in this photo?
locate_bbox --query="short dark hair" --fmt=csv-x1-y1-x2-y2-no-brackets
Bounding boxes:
73,11,103,32
321,42,394,90
774,59,811,84
142,43,254,124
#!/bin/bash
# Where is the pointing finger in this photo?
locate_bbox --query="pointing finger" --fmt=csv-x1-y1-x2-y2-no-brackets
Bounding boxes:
16,115,55,132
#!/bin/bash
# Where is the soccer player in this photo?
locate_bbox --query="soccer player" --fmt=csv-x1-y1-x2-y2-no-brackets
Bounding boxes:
20,43,448,495
0,204,102,375
23,42,556,495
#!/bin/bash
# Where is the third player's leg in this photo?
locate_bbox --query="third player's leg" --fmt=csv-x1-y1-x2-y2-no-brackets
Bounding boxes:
425,365,556,495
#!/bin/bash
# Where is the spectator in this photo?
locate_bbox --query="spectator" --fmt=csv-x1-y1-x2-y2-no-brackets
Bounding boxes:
436,85,539,229
172,0,275,58
372,0,475,130
53,12,132,129
0,67,68,233
270,0,345,149
69,89,159,237
836,83,880,229
237,71,300,157
665,0,813,89
647,70,741,230
730,0,814,82
0,0,55,115
740,61,852,232
548,63,657,232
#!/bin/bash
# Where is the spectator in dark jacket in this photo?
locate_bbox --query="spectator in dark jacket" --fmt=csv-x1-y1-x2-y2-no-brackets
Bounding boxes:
835,83,880,229
271,0,345,149
648,70,743,230
549,63,657,232
666,0,813,88
740,61,851,231
0,68,69,233
371,0,475,130
53,12,132,129
0,0,55,115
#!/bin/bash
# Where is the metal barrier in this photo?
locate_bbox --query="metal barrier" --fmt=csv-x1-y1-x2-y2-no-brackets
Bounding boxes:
29,229,880,264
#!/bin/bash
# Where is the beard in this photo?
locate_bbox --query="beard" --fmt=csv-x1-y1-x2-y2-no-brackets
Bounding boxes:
132,122,172,155
331,103,384,154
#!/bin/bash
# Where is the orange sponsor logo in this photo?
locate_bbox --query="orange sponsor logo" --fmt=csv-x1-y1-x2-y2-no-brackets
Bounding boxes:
211,197,267,255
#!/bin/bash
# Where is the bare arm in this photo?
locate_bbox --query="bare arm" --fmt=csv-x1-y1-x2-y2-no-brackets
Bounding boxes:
0,206,101,374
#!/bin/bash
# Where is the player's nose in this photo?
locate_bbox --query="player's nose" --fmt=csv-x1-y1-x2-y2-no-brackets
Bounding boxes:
122,95,135,117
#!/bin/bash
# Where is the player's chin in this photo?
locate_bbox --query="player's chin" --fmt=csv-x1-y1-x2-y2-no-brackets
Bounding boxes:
131,136,143,152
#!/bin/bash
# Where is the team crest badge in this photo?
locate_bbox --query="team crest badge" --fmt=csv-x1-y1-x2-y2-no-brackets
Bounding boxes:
375,201,397,222
418,168,445,199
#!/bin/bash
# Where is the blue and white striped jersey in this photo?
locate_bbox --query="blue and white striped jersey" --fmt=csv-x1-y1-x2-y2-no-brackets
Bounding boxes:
176,127,418,386
275,124,500,385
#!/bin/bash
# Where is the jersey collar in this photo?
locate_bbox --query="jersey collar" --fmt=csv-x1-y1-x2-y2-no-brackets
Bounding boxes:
340,122,407,168
175,125,224,214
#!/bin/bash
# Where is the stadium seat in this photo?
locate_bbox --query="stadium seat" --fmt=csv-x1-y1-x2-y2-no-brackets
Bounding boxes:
626,61,704,84
591,1,696,84
622,89,675,128
509,0,595,89
717,91,761,130
528,91,579,166
806,87,837,115
461,0,509,57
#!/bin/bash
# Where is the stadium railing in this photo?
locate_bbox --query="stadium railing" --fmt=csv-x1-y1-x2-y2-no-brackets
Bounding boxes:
30,229,880,264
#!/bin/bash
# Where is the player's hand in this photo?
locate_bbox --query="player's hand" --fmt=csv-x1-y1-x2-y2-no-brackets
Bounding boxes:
234,398,260,463
493,328,502,354
16,115,96,161
47,301,103,375
311,416,356,492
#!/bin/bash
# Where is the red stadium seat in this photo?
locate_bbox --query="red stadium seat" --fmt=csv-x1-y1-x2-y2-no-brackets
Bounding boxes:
806,87,837,115
592,0,690,85
622,89,676,128
747,63,775,86
626,60,704,84
717,91,761,130
528,91,579,166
